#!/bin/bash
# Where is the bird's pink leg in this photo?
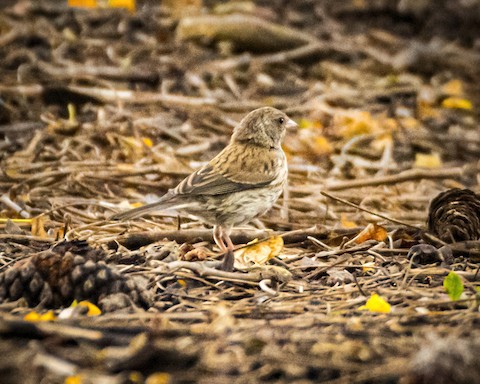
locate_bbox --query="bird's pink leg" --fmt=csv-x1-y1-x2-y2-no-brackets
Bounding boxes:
221,228,235,271
213,225,228,253
213,225,235,271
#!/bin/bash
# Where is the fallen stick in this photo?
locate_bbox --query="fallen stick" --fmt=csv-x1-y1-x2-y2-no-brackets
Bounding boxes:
176,13,315,52
111,224,416,250
325,167,469,191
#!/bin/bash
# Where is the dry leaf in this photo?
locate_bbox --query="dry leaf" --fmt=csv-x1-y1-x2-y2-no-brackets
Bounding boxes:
146,373,171,384
362,261,376,273
441,97,473,110
441,79,464,96
118,136,146,160
68,0,97,7
414,152,442,168
335,111,381,138
298,118,323,130
310,135,334,156
399,116,420,130
234,236,283,269
31,215,48,238
355,223,388,243
371,133,393,152
417,100,440,119
24,310,56,322
69,0,136,11
359,293,391,313
142,137,153,148
65,375,83,384
108,0,136,12
77,300,102,316
340,213,357,229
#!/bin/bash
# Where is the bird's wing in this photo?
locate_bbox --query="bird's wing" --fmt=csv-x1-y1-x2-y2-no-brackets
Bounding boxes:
173,163,269,196
174,144,284,196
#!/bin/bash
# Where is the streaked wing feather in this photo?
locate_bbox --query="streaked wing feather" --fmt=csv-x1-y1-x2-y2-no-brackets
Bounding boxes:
174,164,272,196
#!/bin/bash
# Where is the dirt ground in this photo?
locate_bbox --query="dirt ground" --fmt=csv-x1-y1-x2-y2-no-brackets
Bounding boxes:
0,1,480,383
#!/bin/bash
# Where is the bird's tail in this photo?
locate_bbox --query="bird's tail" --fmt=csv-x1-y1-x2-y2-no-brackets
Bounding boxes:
110,197,179,221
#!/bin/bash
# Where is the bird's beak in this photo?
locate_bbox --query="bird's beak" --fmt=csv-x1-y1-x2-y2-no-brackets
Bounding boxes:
285,118,298,132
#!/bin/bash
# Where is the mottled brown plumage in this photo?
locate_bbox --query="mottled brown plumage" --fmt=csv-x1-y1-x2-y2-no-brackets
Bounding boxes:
111,107,297,270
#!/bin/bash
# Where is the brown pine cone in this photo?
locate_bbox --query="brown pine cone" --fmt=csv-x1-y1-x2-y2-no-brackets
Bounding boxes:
0,240,152,310
427,188,480,242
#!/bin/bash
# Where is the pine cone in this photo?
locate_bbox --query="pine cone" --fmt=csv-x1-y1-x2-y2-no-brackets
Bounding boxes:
0,240,152,310
427,188,480,242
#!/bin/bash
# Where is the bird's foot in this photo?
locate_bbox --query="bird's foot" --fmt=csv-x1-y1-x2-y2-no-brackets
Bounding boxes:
218,250,235,272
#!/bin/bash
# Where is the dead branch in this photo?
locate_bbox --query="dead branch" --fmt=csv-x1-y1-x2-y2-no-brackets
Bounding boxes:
176,13,316,52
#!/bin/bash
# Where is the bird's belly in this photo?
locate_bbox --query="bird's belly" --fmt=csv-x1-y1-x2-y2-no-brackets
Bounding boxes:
183,186,283,228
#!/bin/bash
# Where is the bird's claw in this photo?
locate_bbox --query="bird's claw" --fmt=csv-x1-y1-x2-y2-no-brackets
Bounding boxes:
218,250,235,272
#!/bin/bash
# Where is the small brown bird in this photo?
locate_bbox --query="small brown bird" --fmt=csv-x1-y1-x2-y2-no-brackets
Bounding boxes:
111,107,297,270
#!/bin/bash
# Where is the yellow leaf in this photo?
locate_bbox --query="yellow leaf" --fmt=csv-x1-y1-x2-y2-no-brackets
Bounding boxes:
24,311,41,322
298,118,323,130
146,372,171,384
311,136,334,156
118,136,146,160
68,0,97,7
340,213,357,229
129,372,144,383
40,310,57,321
24,310,56,322
295,128,333,158
142,137,153,148
65,375,83,384
383,118,398,132
417,101,440,120
441,97,473,110
108,0,136,12
359,293,391,313
335,111,380,138
78,301,102,316
67,103,77,124
399,117,420,130
234,236,284,268
414,152,442,168
355,223,388,243
441,79,464,96
31,215,49,238
362,261,376,273
371,133,393,152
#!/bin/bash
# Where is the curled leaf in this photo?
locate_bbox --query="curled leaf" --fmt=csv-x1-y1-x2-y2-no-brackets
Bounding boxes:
77,300,102,316
234,236,283,269
355,223,388,243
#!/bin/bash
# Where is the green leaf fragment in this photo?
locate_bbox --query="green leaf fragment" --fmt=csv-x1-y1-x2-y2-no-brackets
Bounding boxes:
443,271,464,301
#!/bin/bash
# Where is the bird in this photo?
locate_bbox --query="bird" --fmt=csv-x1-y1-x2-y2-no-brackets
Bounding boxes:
111,107,297,270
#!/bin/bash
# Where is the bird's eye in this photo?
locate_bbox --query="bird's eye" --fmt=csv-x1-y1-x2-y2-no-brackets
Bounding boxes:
278,117,285,124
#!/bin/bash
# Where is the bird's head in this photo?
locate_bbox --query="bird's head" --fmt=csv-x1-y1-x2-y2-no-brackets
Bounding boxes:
231,107,297,149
